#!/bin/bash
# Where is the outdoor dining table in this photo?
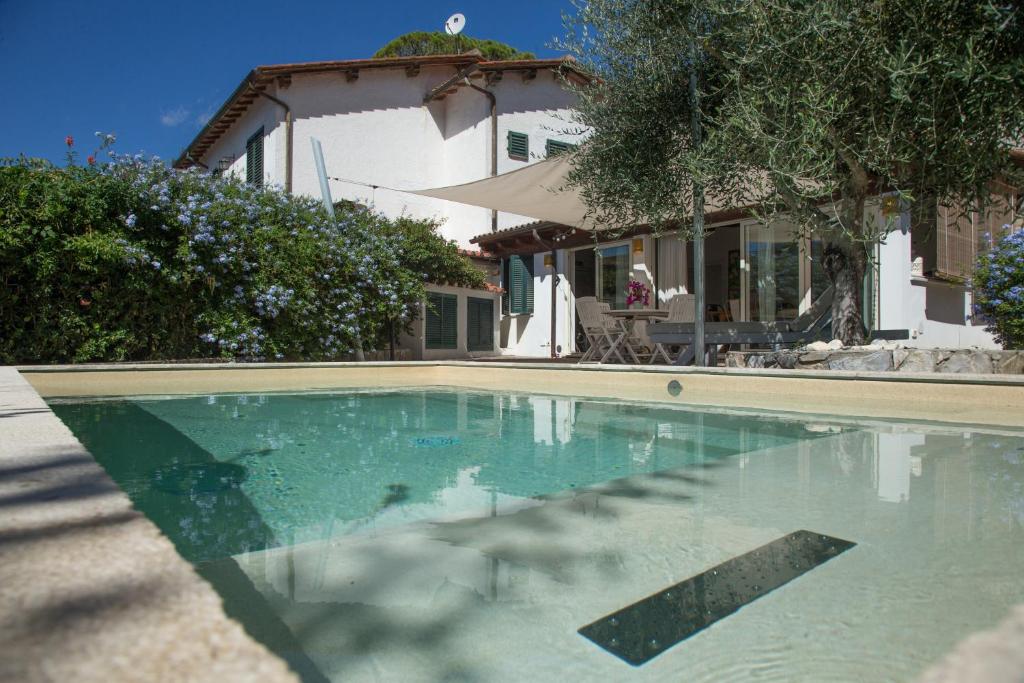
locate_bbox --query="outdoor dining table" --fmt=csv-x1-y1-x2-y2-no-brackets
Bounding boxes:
603,308,668,364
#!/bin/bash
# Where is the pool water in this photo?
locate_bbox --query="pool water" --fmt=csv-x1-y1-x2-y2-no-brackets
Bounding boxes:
52,389,1024,682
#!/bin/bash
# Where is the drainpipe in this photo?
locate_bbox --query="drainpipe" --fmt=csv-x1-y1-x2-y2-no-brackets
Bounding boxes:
468,83,498,232
248,81,293,194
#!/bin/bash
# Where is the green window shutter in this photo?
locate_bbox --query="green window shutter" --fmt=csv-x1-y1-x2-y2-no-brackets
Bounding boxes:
505,255,534,315
507,131,529,161
545,139,576,158
425,292,458,349
467,297,494,351
246,127,264,188
502,259,510,315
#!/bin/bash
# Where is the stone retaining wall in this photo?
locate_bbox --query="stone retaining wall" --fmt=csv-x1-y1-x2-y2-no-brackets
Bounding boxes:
726,347,1024,374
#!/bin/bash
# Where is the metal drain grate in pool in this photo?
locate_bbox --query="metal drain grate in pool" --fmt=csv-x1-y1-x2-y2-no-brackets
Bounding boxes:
578,530,856,666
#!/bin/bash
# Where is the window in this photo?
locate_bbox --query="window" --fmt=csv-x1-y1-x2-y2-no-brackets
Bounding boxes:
507,131,529,161
545,139,576,158
502,255,534,314
425,292,458,349
466,297,494,351
597,245,630,309
246,127,264,187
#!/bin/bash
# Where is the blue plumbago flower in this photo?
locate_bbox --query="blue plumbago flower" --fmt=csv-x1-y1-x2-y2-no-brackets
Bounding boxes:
125,214,137,228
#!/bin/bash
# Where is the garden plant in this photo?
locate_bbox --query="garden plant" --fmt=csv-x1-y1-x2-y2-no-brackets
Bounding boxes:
0,136,482,363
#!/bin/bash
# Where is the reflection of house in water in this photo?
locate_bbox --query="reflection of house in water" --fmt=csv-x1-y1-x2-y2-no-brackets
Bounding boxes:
527,396,574,446
874,433,926,503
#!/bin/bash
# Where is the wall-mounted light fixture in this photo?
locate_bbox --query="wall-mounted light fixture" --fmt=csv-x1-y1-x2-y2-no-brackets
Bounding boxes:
632,238,644,254
543,253,555,268
217,156,235,173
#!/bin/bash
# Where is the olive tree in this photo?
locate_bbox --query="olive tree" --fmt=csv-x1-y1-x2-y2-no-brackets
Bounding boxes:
561,0,1024,344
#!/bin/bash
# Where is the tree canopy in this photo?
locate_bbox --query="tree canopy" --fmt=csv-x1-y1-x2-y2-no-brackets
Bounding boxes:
374,32,535,61
561,0,1024,343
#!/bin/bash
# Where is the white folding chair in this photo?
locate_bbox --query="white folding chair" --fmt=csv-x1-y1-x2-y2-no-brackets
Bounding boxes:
651,294,695,364
575,297,626,363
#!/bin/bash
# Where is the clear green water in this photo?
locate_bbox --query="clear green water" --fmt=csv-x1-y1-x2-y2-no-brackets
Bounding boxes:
49,389,1024,682
51,389,826,563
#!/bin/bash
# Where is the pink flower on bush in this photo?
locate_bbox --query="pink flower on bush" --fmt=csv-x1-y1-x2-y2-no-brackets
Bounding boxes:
65,135,74,147
87,155,96,165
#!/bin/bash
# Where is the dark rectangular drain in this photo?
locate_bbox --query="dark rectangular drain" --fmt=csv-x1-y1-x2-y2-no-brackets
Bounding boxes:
578,529,855,666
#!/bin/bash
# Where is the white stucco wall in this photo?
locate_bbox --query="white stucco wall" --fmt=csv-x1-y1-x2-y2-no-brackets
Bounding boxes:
399,284,500,360
200,96,281,188
877,209,1000,349
196,67,582,248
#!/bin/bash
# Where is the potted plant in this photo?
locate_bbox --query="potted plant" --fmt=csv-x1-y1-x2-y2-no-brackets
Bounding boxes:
625,280,651,309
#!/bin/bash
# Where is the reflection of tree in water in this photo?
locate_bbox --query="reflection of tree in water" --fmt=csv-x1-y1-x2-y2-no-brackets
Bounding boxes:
51,401,276,563
977,437,1024,528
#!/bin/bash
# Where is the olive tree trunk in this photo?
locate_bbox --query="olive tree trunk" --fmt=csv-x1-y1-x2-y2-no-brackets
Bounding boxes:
823,190,869,346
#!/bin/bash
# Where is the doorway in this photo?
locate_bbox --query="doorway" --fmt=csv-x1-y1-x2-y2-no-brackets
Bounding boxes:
571,248,595,354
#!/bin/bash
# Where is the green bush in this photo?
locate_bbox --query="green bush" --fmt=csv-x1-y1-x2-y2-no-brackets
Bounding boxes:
381,216,486,290
0,150,480,363
973,228,1024,349
374,32,535,61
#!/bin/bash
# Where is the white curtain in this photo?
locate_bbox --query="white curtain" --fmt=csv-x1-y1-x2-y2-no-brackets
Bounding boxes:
657,235,688,305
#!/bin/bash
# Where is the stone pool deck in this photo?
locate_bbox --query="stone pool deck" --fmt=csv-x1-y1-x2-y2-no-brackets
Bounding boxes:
0,367,298,683
2,361,1024,681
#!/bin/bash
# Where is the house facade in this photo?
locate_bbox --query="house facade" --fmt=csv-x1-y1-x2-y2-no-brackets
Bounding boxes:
472,190,1019,357
176,52,1015,360
174,54,588,248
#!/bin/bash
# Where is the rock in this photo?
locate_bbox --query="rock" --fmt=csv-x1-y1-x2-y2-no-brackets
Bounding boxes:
993,351,1024,375
726,352,746,368
826,339,844,351
827,350,894,372
895,349,938,373
805,341,830,352
872,339,903,350
798,351,830,364
938,350,994,374
746,354,765,369
777,351,799,369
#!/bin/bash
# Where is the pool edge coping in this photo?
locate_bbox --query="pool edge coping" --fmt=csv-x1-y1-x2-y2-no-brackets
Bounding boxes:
0,366,301,683
14,359,1024,387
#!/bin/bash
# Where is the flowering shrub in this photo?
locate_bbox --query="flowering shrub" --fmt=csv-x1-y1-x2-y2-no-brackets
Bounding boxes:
0,141,462,363
973,227,1024,349
625,279,650,307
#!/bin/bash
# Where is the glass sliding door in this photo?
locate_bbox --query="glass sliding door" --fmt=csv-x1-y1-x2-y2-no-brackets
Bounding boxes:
744,223,802,322
597,244,630,309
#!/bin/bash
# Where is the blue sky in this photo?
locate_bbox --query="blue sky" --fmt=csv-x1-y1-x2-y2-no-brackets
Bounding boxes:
0,0,572,164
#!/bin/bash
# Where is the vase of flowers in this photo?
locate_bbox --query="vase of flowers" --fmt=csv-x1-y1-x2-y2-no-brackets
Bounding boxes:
625,280,651,308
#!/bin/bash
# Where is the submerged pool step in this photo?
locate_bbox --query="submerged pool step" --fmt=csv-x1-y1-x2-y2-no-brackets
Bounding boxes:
578,529,856,666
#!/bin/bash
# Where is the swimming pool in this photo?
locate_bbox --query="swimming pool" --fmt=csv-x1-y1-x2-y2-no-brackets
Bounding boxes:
52,388,1024,682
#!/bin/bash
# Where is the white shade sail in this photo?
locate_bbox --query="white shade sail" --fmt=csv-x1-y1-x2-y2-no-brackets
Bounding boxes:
410,154,604,230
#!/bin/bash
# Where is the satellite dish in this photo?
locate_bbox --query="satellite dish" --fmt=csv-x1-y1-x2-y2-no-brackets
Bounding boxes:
445,13,466,36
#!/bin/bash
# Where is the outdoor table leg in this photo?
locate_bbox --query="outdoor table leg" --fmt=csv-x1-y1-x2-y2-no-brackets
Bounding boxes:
618,318,641,364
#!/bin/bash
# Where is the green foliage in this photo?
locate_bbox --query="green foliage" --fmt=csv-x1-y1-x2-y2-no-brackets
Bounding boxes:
0,151,483,363
378,216,487,289
973,229,1024,349
557,0,723,231
374,31,535,60
560,0,1024,343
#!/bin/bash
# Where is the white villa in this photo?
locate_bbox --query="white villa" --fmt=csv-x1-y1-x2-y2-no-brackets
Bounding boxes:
176,52,1014,360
